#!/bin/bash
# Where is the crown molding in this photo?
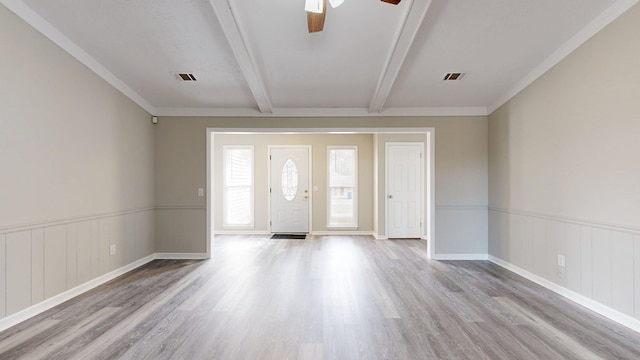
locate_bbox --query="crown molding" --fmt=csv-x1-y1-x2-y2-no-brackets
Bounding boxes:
154,106,488,117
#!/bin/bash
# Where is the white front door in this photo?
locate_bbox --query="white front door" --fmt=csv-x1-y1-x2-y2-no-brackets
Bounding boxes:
270,147,310,233
386,143,423,238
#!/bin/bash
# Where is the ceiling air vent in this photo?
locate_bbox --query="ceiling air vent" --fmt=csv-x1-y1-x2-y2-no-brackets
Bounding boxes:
174,73,197,81
443,72,464,81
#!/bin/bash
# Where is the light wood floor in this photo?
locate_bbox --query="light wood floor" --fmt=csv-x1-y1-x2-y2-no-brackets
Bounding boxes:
1,235,639,359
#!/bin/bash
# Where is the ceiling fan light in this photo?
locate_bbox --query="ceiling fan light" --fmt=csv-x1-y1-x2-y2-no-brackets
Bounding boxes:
305,0,324,13
329,0,344,8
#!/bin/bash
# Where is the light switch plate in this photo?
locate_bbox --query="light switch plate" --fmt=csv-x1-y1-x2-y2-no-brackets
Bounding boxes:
557,254,565,267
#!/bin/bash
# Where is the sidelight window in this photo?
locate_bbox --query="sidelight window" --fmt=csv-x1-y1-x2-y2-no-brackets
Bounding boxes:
223,146,254,227
327,146,357,228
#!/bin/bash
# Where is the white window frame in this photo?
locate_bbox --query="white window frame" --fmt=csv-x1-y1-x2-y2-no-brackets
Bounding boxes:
327,146,358,228
222,145,254,228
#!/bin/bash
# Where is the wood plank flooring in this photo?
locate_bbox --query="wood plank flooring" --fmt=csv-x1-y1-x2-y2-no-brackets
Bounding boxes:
1,235,639,359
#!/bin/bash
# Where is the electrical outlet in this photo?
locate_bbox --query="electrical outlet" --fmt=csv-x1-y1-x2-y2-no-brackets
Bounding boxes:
558,266,566,279
110,244,116,256
198,188,204,197
557,254,565,267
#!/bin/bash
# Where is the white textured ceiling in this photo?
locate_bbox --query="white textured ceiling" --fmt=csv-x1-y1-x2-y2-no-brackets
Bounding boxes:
4,0,636,116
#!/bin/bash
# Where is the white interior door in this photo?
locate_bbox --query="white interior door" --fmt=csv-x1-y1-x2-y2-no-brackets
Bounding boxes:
270,147,310,233
387,143,423,238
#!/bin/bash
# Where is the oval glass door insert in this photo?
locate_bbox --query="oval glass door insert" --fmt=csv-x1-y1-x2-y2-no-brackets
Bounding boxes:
281,159,298,201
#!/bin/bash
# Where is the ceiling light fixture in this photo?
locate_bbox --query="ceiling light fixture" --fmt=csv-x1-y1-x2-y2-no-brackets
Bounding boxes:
307,0,399,33
307,0,343,12
305,0,324,13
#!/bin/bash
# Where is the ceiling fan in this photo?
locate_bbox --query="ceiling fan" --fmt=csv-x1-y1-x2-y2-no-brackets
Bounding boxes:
305,0,401,33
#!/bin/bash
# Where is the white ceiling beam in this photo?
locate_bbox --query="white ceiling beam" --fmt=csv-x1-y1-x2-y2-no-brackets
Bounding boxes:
209,0,273,113
369,0,432,113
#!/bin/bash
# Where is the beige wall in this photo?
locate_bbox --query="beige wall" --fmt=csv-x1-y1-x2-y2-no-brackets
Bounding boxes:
155,116,487,255
213,134,374,232
0,6,155,320
489,4,640,320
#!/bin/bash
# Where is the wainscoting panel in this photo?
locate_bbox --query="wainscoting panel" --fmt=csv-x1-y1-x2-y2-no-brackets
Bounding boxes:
6,231,31,315
434,206,487,256
565,223,581,294
489,208,640,322
44,225,67,299
98,217,111,276
67,223,78,290
90,219,100,279
125,214,138,265
611,231,634,316
545,220,564,285
110,216,126,272
592,228,614,308
76,221,92,285
580,226,593,298
635,234,640,318
0,209,155,320
508,213,525,271
531,217,546,280
487,210,500,257
0,234,5,318
31,229,44,305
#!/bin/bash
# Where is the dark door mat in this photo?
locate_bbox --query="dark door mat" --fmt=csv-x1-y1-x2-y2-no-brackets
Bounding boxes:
271,234,307,240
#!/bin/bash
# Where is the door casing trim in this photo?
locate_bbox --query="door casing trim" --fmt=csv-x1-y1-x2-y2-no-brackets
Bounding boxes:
207,127,435,259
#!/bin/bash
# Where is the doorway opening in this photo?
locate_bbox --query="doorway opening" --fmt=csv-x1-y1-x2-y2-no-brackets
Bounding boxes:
207,128,435,258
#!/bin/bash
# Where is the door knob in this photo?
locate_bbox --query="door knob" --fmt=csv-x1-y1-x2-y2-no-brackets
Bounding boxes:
388,195,393,199
304,195,308,199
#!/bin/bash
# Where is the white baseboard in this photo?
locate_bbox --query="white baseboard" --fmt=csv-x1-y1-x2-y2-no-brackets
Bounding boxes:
432,253,489,260
310,231,374,236
213,230,269,235
154,252,209,260
0,254,155,332
488,255,640,334
372,233,431,241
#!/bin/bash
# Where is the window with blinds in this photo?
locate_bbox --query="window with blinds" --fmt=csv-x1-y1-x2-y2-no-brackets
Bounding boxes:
223,146,254,227
327,146,357,228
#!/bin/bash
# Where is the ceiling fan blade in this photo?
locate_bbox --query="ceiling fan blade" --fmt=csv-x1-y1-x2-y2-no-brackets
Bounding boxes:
307,0,326,33
380,0,401,4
